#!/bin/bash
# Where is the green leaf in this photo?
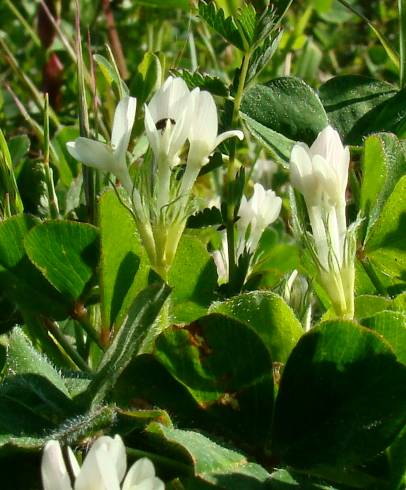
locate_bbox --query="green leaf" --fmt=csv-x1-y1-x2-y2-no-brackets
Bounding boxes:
154,313,274,447
51,126,79,187
268,468,341,489
2,329,74,419
170,69,229,97
241,113,294,166
235,3,256,50
319,76,397,145
168,235,218,323
361,311,406,365
354,294,393,319
81,282,171,408
0,129,23,215
133,52,162,104
0,216,69,318
147,423,270,487
360,133,406,242
210,291,303,363
364,175,406,281
198,1,245,51
241,78,329,146
5,328,71,398
367,87,406,135
24,220,99,302
246,31,283,84
94,54,129,96
99,190,150,329
8,134,30,166
114,354,203,426
272,321,406,469
388,425,406,490
187,207,223,229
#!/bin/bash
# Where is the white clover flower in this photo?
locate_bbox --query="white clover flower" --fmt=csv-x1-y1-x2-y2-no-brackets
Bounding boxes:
290,125,349,207
237,183,282,255
67,97,137,194
212,230,229,284
290,125,355,319
144,76,192,166
41,435,164,490
212,183,281,284
290,125,350,271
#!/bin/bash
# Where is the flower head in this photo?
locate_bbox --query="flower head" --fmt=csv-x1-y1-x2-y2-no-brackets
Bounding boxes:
213,183,281,284
237,183,282,255
290,125,355,319
290,125,349,207
144,77,192,166
67,96,137,193
41,435,164,490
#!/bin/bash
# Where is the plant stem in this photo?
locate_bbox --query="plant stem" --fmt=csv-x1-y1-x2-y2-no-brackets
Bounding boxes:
399,0,406,87
75,0,97,225
43,318,91,372
4,0,41,47
0,37,61,129
43,94,60,219
360,256,387,296
225,51,251,285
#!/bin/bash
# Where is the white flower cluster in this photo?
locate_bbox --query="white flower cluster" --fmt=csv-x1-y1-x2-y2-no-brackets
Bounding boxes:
67,77,243,278
42,435,164,490
213,183,282,284
290,125,356,318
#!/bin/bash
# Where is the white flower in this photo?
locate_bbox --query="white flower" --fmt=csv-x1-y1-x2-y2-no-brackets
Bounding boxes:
290,125,349,207
144,77,192,166
290,125,349,270
212,231,229,284
237,183,282,255
41,436,164,490
290,126,355,319
67,96,137,194
187,90,244,168
212,183,281,284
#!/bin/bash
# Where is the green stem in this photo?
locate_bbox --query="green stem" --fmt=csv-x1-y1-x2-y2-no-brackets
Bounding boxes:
399,0,406,87
225,51,251,285
0,37,61,129
337,0,399,69
43,94,60,219
4,0,41,47
361,256,387,296
76,0,96,225
74,307,105,351
43,318,92,372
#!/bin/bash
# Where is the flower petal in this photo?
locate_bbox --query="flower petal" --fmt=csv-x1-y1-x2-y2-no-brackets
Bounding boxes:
67,447,80,478
74,438,121,490
144,105,161,158
111,96,137,162
189,91,218,147
214,129,244,149
41,440,73,490
122,458,165,490
67,137,114,172
148,77,189,122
